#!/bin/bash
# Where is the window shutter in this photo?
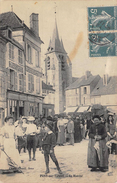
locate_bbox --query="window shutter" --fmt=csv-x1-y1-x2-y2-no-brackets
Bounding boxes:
15,72,18,91
24,75,26,92
7,69,10,89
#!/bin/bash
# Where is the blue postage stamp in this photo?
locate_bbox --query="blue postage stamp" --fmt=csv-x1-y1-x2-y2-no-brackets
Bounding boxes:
89,32,117,57
88,6,117,31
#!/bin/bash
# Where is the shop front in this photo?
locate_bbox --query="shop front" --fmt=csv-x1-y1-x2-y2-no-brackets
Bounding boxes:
7,90,43,121
42,103,55,117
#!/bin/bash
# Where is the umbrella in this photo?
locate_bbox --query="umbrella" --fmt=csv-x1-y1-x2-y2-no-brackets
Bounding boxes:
91,104,104,110
2,150,23,173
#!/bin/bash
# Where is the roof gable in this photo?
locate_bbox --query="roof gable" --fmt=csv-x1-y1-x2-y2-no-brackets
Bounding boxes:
66,74,99,90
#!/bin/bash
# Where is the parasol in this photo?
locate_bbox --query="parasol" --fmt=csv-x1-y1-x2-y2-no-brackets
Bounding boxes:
2,150,23,173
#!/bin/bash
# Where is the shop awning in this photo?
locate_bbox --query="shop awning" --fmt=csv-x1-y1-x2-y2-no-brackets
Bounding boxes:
77,106,90,113
106,106,117,114
64,106,79,113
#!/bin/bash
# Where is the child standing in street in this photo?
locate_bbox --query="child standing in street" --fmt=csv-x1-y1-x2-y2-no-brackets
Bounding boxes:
42,116,62,174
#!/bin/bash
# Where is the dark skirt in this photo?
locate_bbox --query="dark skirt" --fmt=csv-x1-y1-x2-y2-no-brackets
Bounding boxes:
87,138,109,169
27,135,36,151
57,125,66,144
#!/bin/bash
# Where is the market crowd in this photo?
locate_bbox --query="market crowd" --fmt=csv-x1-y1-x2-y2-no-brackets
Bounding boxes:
0,112,117,174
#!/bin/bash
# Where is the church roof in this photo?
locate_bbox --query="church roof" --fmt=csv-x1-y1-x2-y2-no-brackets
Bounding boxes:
46,20,67,54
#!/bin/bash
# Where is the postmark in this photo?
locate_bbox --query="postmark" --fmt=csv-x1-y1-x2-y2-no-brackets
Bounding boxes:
89,32,117,57
88,6,117,31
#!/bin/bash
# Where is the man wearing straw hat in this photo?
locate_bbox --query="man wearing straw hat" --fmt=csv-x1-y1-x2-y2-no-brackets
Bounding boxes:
25,116,37,161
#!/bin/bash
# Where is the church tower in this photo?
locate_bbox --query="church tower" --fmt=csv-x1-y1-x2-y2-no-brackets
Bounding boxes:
44,20,72,114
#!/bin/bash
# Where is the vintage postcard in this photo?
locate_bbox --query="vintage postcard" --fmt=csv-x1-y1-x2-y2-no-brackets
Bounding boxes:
0,0,117,183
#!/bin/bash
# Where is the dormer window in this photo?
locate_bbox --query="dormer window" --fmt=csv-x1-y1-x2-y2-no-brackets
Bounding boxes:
8,29,12,39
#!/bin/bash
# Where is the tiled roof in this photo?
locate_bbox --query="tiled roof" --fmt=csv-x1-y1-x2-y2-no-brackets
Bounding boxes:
0,12,43,43
42,81,55,91
91,76,117,96
66,74,99,90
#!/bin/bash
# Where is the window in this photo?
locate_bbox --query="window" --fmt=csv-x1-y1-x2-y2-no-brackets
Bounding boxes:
84,87,87,94
9,43,14,60
8,29,12,39
18,49,23,64
27,44,32,64
35,50,39,67
28,74,34,93
59,55,65,71
19,74,23,92
47,56,50,70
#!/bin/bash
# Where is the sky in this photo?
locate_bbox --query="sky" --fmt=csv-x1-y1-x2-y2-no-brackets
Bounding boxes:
0,0,117,77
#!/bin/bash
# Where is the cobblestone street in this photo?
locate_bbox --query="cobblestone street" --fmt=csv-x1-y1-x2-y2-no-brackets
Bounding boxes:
0,139,117,183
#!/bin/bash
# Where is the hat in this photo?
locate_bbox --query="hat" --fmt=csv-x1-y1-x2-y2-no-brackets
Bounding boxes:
46,121,53,131
47,116,53,121
92,115,101,120
27,116,35,121
22,116,27,119
108,112,114,116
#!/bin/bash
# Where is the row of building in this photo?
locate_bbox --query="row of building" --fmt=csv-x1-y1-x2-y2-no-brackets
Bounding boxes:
0,11,117,126
65,71,117,114
0,11,57,126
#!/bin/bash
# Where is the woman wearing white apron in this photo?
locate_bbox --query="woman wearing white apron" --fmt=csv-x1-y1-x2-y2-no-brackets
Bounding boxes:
0,116,21,173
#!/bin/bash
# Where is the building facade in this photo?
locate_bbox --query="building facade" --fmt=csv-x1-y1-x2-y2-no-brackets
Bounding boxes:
65,71,101,112
91,75,117,113
44,21,72,114
0,33,7,126
0,12,43,122
42,81,55,117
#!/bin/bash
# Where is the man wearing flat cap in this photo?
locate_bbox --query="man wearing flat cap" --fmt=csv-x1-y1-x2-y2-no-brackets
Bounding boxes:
87,115,109,172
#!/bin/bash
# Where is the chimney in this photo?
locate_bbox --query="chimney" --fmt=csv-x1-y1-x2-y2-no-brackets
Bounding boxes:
85,71,91,80
30,13,39,36
103,74,109,86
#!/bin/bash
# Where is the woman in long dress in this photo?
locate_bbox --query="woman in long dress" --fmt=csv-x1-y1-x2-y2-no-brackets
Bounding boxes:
0,116,21,173
107,115,117,154
87,115,109,172
57,116,66,146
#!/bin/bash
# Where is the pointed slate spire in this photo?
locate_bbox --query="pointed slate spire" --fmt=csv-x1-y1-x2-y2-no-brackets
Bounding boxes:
47,38,51,52
46,19,67,54
61,39,67,54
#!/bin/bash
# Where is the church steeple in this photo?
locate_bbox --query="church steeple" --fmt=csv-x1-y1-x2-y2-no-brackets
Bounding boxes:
46,20,67,54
